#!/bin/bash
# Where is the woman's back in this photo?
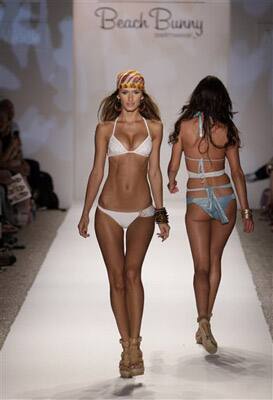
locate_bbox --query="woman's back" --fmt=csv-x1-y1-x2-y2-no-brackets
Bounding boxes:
181,115,231,194
181,116,227,163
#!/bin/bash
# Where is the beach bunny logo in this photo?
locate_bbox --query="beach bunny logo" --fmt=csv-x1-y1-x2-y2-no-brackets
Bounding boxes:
94,7,204,38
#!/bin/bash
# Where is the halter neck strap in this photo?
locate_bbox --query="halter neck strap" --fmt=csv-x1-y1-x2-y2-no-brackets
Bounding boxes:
194,111,203,137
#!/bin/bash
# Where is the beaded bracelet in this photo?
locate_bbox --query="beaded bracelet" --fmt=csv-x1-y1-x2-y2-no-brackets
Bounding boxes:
154,207,169,224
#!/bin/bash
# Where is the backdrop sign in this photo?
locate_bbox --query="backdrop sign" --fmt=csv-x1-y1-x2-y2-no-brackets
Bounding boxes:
94,6,204,38
74,0,230,201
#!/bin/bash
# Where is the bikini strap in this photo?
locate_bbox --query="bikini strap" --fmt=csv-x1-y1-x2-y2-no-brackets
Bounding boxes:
111,117,119,137
187,183,232,192
197,111,203,137
142,117,151,137
185,155,225,162
185,156,197,161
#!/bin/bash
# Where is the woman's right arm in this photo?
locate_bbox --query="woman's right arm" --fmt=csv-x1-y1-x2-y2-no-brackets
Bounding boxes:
167,126,183,194
78,123,108,237
226,143,254,233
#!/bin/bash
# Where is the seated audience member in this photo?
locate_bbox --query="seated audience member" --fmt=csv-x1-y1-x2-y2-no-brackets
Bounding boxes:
0,196,17,270
246,158,273,229
245,158,273,182
0,99,30,177
0,99,41,195
0,107,17,225
0,100,32,226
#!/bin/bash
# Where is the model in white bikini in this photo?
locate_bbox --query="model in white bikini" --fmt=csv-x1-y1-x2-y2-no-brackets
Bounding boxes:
78,70,170,378
97,115,155,227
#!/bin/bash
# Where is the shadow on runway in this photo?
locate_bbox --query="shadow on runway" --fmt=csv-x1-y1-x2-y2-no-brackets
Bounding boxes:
147,347,271,380
16,348,271,399
173,347,272,382
19,378,155,399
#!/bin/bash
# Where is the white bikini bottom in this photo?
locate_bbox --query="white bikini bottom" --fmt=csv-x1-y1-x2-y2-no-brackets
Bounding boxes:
97,204,155,229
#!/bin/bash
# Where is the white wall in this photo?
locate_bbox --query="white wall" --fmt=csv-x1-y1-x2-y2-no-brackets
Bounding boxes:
228,0,273,208
74,0,231,203
0,0,73,208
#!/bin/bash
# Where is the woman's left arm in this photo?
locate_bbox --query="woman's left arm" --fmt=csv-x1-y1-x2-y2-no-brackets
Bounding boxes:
148,120,170,241
226,143,254,233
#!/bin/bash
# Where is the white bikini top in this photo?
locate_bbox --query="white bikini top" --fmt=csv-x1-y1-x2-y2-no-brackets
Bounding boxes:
108,117,152,158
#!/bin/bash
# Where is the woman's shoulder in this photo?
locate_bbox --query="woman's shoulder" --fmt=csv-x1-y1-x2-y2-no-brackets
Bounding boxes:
211,122,229,142
96,121,114,141
210,126,230,156
97,120,115,129
181,116,197,128
179,118,196,137
146,118,162,126
146,119,163,140
96,120,115,136
145,119,163,134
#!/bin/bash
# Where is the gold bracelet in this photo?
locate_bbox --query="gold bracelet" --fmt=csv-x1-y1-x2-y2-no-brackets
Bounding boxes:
241,208,253,220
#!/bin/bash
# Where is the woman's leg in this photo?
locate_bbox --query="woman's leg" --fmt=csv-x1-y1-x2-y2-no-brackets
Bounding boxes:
125,215,155,338
185,204,211,318
94,208,130,340
208,200,237,315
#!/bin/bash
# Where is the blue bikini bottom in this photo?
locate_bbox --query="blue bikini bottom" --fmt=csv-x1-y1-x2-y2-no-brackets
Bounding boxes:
186,184,236,224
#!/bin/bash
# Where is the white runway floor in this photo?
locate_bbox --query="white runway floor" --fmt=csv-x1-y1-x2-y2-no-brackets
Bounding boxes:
0,201,272,400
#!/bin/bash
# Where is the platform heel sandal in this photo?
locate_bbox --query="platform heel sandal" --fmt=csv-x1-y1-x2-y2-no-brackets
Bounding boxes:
119,339,132,378
207,313,218,347
195,328,202,344
197,316,217,354
195,313,217,345
129,337,144,376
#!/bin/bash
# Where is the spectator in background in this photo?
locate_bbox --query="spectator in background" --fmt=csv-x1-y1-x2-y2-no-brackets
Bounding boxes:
0,98,60,214
0,107,17,268
0,99,30,177
245,158,273,182
0,99,32,226
0,99,41,197
0,107,17,226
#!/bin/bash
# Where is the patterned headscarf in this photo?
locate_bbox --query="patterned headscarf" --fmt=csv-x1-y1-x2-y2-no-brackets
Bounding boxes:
116,70,145,90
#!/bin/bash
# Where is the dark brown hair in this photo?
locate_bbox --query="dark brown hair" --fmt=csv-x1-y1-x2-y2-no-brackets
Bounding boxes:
169,76,240,150
98,89,161,121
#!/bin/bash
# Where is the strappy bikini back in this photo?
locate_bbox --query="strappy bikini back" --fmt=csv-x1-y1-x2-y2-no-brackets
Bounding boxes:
185,112,235,225
185,112,225,179
108,117,152,158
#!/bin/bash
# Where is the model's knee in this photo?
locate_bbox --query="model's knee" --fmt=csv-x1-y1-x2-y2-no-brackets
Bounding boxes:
210,254,222,267
209,262,222,280
125,268,141,286
110,274,125,292
194,257,210,271
211,270,221,282
194,267,209,279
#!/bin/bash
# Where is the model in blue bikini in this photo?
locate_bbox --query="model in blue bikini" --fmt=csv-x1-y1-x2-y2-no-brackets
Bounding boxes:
167,76,254,354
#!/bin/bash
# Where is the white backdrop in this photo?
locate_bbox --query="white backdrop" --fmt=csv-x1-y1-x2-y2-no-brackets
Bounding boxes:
74,0,230,202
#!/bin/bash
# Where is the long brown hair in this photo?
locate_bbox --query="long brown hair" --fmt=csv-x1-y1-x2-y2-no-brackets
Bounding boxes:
169,76,240,151
98,89,161,121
